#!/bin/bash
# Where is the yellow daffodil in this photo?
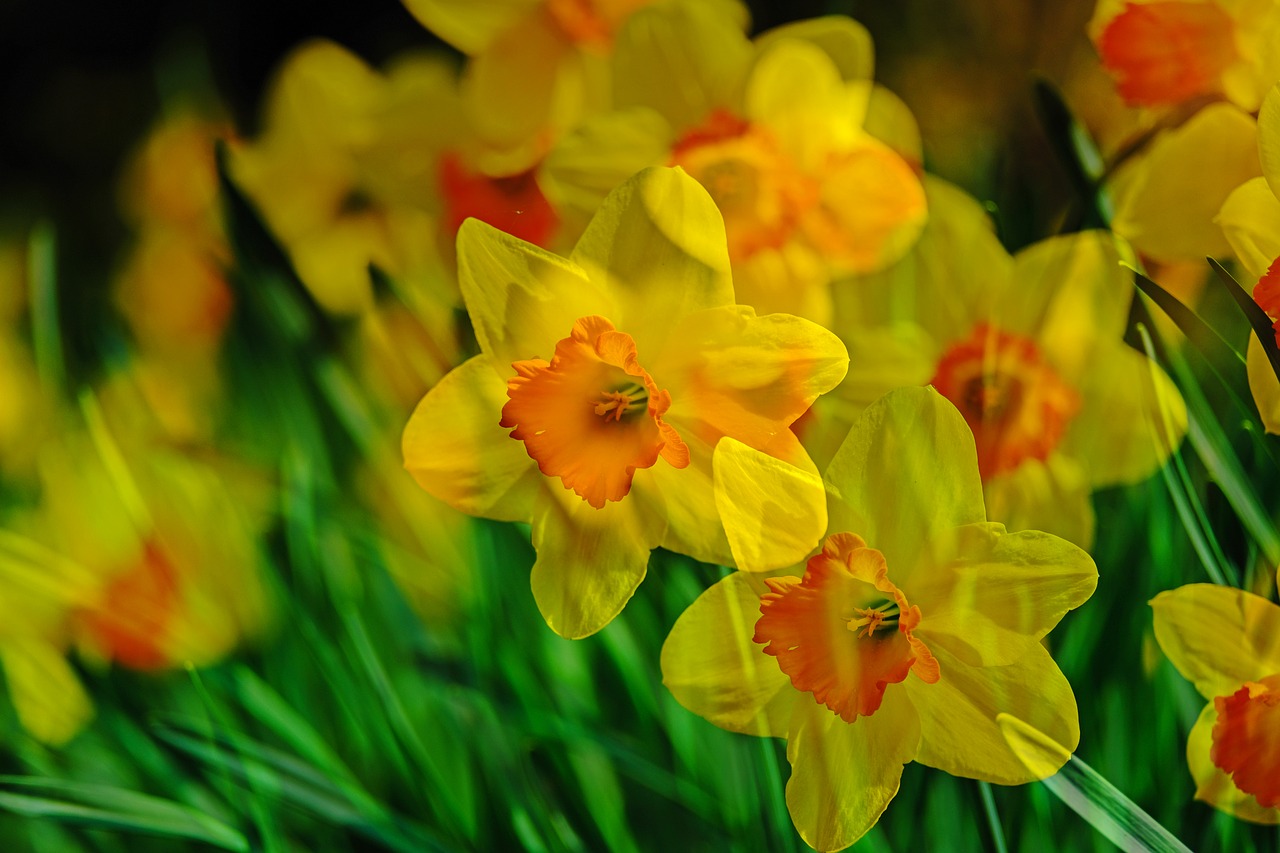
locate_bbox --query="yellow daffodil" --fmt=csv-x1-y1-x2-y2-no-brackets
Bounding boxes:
232,40,564,317
402,166,847,638
1089,0,1280,111
1151,583,1280,824
399,0,745,170
1218,83,1280,431
663,387,1097,851
544,10,926,325
807,178,1186,549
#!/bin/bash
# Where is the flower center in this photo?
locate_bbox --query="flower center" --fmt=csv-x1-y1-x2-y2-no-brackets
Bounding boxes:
670,110,816,262
501,316,689,508
80,540,180,671
1096,0,1238,106
930,323,1081,480
438,151,559,248
753,532,939,722
1211,673,1280,809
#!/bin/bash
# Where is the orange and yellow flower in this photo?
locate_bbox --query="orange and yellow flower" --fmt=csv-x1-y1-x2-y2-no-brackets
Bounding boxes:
544,11,926,324
1152,583,1280,823
806,178,1186,549
664,387,1097,850
402,166,847,638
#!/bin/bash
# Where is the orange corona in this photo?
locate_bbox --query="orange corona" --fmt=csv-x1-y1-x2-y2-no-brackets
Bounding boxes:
80,540,180,671
500,316,689,508
438,152,559,248
1211,673,1280,808
753,533,938,722
930,323,1081,480
1097,1,1238,106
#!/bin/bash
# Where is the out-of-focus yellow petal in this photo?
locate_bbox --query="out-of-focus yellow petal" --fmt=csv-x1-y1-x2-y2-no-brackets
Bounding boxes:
457,217,612,372
1217,177,1280,279
463,8,574,155
729,244,831,326
612,2,752,131
1005,230,1133,377
660,571,795,737
1110,102,1262,262
542,106,673,218
403,355,540,522
571,167,734,359
823,387,985,588
400,0,538,55
260,40,384,152
745,39,850,167
912,523,1097,667
784,690,920,852
285,216,387,316
1187,701,1280,824
529,489,664,638
861,83,923,165
1247,332,1280,434
2,639,93,746
906,641,1078,784
981,455,1096,548
1260,83,1280,202
1061,343,1187,488
752,16,874,83
713,437,825,571
1151,584,1280,699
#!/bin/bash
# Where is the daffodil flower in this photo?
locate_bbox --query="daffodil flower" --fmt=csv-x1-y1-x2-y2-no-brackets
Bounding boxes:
1090,0,1280,111
402,166,847,638
663,386,1097,851
544,10,926,325
1151,583,1280,824
1218,83,1280,431
806,177,1187,548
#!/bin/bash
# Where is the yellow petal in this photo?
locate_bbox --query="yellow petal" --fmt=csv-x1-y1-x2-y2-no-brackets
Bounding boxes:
612,2,753,131
1,639,93,746
862,84,923,165
981,455,1096,549
746,39,851,167
1110,102,1262,262
824,387,986,588
542,106,673,219
400,0,538,54
529,489,665,638
912,522,1097,667
907,642,1079,784
1217,177,1280,279
784,689,920,852
634,433,732,566
752,16,874,83
659,305,848,462
1186,701,1280,824
1247,332,1280,434
660,571,795,737
1006,231,1133,377
713,437,825,571
402,355,540,522
1151,584,1280,699
728,243,832,326
457,217,612,372
463,8,575,151
1060,343,1187,488
1260,82,1280,203
570,167,734,360
287,216,386,316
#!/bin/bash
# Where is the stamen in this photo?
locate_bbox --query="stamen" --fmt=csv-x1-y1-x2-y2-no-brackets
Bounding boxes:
594,382,649,421
847,600,901,638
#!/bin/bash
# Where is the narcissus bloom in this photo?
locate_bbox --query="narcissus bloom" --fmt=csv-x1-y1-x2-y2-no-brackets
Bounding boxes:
807,178,1187,549
1090,0,1280,111
1152,584,1280,823
545,10,926,324
1217,83,1280,431
402,166,848,638
399,0,745,169
663,387,1097,851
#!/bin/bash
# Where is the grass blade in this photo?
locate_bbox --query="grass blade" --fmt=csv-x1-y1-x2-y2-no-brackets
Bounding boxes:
1208,257,1280,383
